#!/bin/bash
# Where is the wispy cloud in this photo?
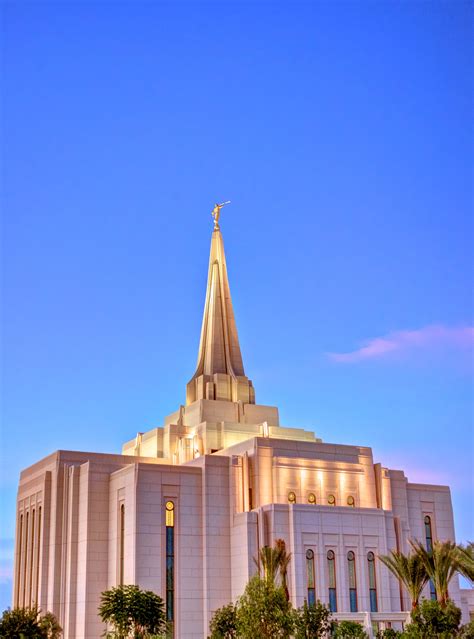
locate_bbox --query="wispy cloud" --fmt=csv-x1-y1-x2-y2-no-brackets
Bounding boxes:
328,325,474,364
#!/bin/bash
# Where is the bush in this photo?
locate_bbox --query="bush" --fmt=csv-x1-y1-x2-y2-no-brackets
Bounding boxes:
376,630,403,638
332,620,368,638
459,620,474,639
235,576,293,638
209,603,238,639
403,599,462,638
98,584,165,639
292,600,331,639
0,607,62,639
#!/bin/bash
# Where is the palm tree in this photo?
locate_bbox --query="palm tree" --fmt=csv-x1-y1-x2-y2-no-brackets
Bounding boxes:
379,549,429,610
254,545,282,586
275,539,292,600
410,540,460,608
456,542,474,583
254,539,292,597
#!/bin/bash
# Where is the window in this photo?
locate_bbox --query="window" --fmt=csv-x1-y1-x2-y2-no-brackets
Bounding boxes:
119,504,125,585
29,509,35,607
308,493,316,505
328,494,336,506
347,551,357,612
424,516,436,600
16,514,23,607
367,552,378,612
327,550,337,612
288,491,296,504
23,512,29,607
306,549,316,605
35,507,41,604
165,501,175,624
347,495,355,507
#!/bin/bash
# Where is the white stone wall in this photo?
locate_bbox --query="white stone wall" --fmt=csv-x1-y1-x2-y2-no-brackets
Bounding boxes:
14,437,464,638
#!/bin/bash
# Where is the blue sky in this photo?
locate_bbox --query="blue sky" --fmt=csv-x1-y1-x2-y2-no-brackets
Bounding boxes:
1,0,472,610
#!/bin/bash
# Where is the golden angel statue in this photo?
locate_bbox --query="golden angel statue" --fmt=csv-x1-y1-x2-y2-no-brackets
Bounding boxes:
211,201,231,229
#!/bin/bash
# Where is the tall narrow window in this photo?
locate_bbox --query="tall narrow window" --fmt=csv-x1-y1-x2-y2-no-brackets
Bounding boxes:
327,550,337,612
29,509,35,606
23,512,29,607
367,552,378,612
424,516,436,600
16,514,23,607
347,551,358,612
119,504,125,585
306,549,316,605
35,507,41,604
165,501,175,626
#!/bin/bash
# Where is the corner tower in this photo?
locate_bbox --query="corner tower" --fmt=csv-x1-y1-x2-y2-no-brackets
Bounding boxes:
186,215,255,405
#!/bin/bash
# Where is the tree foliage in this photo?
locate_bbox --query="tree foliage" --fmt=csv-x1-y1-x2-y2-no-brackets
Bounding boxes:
235,576,293,639
379,550,429,610
98,585,166,639
409,541,460,608
292,600,331,639
456,543,474,583
254,539,292,598
403,599,462,639
0,606,62,639
332,619,368,638
208,603,238,639
458,620,474,639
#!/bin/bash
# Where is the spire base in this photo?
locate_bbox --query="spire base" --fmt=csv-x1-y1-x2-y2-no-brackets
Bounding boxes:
186,372,255,406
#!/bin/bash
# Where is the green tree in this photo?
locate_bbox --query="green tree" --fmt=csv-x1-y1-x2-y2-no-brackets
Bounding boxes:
379,550,429,610
0,606,50,639
332,619,368,638
236,575,293,639
458,620,474,639
292,600,331,639
38,611,62,639
254,545,281,586
456,542,474,583
208,603,238,639
376,630,402,638
98,584,166,639
410,541,460,608
275,539,292,601
403,598,462,639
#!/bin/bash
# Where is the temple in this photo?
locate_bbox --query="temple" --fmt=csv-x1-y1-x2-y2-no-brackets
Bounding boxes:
13,215,469,637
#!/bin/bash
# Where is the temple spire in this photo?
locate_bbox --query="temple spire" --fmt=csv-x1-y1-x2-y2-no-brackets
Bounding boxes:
186,209,255,406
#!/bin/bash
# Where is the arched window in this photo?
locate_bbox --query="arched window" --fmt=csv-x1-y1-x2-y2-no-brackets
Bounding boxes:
308,493,316,505
119,504,125,585
367,552,378,612
424,516,436,600
306,549,316,605
165,501,175,624
288,491,296,504
327,550,337,612
347,551,357,612
328,494,336,506
347,495,355,508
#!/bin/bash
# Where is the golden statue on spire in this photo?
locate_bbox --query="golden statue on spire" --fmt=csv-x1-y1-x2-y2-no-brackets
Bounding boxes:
211,201,231,229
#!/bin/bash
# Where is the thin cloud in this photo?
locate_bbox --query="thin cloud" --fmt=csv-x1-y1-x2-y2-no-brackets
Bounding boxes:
328,325,474,364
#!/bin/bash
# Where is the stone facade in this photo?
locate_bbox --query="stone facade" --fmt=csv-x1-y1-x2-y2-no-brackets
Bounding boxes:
13,223,467,638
